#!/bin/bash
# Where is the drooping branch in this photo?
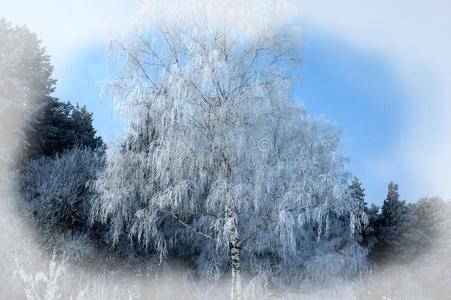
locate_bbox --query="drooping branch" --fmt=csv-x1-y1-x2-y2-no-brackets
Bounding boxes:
237,209,273,248
161,209,217,243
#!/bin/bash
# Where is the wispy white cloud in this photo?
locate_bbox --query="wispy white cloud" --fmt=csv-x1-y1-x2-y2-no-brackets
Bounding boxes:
0,0,140,75
295,0,451,199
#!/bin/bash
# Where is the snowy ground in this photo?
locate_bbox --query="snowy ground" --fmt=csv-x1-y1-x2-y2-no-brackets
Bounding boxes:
1,170,450,300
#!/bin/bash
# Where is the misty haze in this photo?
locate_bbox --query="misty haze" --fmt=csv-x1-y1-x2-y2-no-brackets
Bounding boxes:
1,1,451,299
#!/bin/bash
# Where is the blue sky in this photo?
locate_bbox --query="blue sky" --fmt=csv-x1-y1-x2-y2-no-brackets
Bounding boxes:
295,28,407,204
54,44,123,143
53,26,407,204
2,0,451,204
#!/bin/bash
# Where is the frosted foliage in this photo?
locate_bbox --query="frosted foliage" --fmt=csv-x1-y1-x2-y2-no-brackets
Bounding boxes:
19,148,103,232
15,252,66,300
93,23,366,293
138,0,300,38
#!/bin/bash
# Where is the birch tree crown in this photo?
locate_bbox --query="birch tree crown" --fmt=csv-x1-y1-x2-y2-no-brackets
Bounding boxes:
92,5,367,294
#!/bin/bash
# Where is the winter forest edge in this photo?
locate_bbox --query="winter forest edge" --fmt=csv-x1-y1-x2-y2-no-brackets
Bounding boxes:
1,4,451,300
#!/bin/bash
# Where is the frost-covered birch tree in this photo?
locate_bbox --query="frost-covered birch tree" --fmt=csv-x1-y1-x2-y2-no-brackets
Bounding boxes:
92,21,367,299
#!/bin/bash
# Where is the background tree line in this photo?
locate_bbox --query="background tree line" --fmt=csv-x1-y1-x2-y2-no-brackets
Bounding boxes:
1,18,106,255
350,177,450,266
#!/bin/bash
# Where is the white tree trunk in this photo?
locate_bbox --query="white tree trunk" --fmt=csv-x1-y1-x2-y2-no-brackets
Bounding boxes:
230,242,242,300
229,209,242,300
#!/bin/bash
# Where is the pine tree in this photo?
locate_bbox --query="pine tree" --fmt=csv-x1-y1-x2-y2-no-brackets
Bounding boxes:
31,98,105,158
363,204,380,255
349,177,366,211
374,182,414,263
408,197,450,254
348,177,378,253
413,197,448,237
0,19,55,103
71,104,104,152
0,19,103,163
380,183,408,243
0,19,56,166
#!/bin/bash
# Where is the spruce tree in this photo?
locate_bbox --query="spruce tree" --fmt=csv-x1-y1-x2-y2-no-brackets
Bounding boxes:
0,19,104,162
350,177,366,210
363,204,380,255
349,177,379,254
31,98,105,158
70,104,104,152
0,19,56,165
375,182,413,263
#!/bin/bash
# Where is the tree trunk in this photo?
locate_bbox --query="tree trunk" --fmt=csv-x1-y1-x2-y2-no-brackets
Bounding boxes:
230,241,242,300
229,209,242,300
